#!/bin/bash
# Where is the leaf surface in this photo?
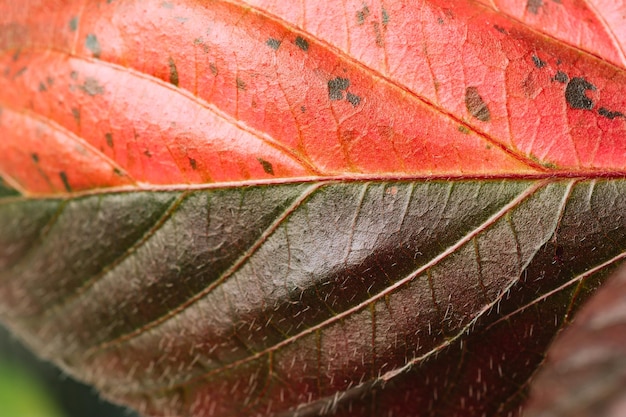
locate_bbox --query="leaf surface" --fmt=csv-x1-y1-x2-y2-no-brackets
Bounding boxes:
0,1,625,417
524,264,626,417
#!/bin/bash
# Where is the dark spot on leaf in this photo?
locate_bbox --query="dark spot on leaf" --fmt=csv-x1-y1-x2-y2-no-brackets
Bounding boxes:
565,77,596,110
295,36,309,51
266,38,281,50
300,106,306,113
437,17,444,25
71,107,80,125
168,57,179,87
209,63,218,76
598,107,625,120
356,5,370,25
532,55,546,68
382,7,389,27
188,157,197,170
14,67,27,78
372,21,383,47
59,172,72,192
46,77,54,86
257,158,274,175
113,167,124,176
458,125,470,134
79,77,104,96
553,71,568,83
85,34,101,58
527,0,543,14
38,82,47,92
144,149,152,158
12,49,21,62
105,133,114,148
69,17,78,32
328,77,350,101
465,87,491,122
346,92,362,107
493,25,508,34
70,71,78,80
236,78,246,90
194,37,209,53
31,153,39,163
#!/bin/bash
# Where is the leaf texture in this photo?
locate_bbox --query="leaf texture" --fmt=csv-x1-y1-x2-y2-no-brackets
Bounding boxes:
0,1,626,416
1,179,625,416
524,264,626,417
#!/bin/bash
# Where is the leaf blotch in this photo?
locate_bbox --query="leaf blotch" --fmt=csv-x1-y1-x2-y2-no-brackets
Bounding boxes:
257,158,274,175
236,78,246,90
38,82,47,92
266,38,281,50
598,107,625,120
105,133,114,148
553,71,569,84
382,7,389,27
532,55,546,68
71,107,81,125
188,157,197,170
458,125,470,134
494,25,508,34
527,0,543,14
372,21,384,47
565,77,596,110
31,153,39,163
465,87,491,122
346,92,362,107
59,172,72,192
79,77,104,96
295,36,309,51
328,77,350,101
356,5,370,25
69,17,78,32
85,34,101,58
168,57,179,87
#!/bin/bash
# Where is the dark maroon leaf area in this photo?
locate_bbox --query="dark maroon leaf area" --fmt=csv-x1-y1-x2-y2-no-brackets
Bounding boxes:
524,265,626,417
0,179,625,416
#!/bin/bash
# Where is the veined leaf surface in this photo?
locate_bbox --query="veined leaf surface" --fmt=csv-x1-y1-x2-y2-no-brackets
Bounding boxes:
0,0,625,416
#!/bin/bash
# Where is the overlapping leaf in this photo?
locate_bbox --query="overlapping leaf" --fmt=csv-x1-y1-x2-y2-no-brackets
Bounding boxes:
0,1,625,416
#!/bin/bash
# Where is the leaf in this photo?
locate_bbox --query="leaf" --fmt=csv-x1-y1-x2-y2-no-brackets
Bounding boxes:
0,1,625,416
524,264,626,417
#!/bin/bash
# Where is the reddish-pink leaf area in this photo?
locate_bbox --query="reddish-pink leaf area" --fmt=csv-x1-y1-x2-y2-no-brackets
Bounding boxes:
1,0,626,195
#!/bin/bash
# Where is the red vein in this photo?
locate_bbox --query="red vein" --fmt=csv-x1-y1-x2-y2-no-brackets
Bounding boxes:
2,172,624,203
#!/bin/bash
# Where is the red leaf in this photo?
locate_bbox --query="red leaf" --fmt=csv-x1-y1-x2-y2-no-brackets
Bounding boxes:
1,0,626,194
1,2,626,417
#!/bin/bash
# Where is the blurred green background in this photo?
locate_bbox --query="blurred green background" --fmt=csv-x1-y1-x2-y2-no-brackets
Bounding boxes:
0,324,141,417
